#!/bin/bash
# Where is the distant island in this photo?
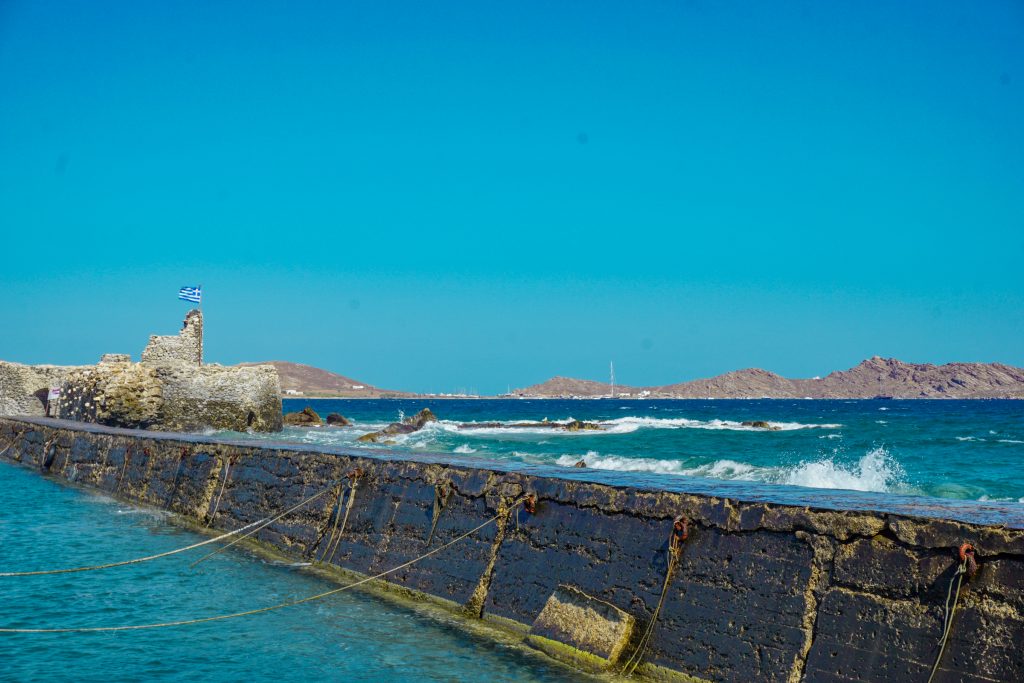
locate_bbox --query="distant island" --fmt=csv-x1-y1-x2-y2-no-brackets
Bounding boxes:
515,357,1024,399
252,357,1024,399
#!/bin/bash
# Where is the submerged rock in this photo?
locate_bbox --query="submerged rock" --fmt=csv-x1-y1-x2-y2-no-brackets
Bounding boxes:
325,413,351,427
564,420,602,432
741,420,781,431
358,408,437,443
284,406,322,426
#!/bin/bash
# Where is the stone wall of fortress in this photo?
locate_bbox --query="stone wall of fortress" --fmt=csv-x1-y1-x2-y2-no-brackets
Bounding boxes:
1,311,282,432
140,309,203,366
2,416,1021,682
0,362,86,416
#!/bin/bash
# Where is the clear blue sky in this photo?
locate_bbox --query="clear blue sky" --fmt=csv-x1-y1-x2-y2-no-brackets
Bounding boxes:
1,1,1022,394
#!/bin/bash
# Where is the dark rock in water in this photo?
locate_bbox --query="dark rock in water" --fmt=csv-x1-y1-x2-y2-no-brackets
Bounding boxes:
456,420,603,432
407,408,437,428
564,419,602,432
358,408,437,443
741,420,781,431
573,459,587,468
325,413,351,427
284,406,322,426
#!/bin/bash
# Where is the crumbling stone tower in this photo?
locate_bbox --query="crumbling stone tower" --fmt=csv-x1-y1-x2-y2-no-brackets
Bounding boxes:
54,310,282,432
141,309,203,366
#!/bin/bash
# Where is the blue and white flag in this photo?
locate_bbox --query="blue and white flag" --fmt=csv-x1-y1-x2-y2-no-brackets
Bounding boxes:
178,286,202,304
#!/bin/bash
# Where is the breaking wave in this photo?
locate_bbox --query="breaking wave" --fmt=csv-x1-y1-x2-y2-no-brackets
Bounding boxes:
446,416,841,436
554,447,906,494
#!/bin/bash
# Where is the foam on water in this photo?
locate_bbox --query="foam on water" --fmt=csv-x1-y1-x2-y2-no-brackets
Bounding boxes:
554,446,906,494
447,415,841,436
779,447,905,492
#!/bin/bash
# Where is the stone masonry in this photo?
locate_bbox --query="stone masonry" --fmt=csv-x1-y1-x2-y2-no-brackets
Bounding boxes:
141,309,203,366
1,311,282,432
0,362,85,416
57,311,282,432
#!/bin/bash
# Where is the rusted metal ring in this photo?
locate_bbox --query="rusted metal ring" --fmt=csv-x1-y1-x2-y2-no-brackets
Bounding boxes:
523,493,537,514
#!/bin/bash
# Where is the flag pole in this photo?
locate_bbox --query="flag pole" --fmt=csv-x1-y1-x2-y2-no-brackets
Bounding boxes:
198,284,203,366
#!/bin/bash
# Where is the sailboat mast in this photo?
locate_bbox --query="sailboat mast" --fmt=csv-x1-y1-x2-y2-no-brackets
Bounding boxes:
610,361,616,398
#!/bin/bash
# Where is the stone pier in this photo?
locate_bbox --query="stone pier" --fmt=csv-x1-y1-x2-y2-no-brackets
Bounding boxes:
1,416,1021,682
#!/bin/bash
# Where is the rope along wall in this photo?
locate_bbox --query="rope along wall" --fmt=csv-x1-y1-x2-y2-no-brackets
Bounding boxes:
0,484,336,577
0,499,523,634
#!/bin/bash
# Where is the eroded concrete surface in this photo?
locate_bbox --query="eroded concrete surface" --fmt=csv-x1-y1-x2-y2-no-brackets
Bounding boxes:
1,417,1021,682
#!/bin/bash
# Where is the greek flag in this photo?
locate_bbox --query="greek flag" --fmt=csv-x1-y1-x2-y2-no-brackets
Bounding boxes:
178,286,202,304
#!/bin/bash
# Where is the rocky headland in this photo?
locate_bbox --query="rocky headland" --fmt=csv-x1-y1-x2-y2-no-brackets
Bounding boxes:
239,361,411,398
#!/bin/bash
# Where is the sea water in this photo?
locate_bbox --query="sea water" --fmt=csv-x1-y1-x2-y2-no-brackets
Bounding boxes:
0,463,588,682
241,398,1024,504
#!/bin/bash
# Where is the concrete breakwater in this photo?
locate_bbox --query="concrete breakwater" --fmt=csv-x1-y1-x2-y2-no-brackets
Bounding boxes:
1,417,1022,682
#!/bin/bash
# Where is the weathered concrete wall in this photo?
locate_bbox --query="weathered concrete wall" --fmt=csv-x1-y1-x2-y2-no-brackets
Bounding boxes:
1,416,1021,683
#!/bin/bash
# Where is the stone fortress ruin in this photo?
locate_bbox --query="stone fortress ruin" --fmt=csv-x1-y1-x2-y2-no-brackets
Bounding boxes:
0,311,282,432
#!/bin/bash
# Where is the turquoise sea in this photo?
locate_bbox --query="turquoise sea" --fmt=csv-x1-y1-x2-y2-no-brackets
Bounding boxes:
0,463,587,682
257,398,1024,504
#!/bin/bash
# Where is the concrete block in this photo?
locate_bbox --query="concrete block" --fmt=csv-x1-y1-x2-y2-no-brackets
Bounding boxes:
526,584,635,670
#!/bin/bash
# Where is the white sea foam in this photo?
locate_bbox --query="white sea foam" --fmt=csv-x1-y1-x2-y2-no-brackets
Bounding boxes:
819,434,842,440
116,508,170,517
875,420,888,424
446,416,841,436
998,439,1024,444
599,416,842,433
453,444,477,454
555,451,691,474
956,436,984,442
554,447,905,494
978,495,1024,503
778,448,904,492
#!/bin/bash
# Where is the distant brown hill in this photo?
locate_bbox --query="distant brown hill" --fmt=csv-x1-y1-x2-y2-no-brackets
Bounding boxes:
517,358,1024,399
518,376,641,398
238,361,412,398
